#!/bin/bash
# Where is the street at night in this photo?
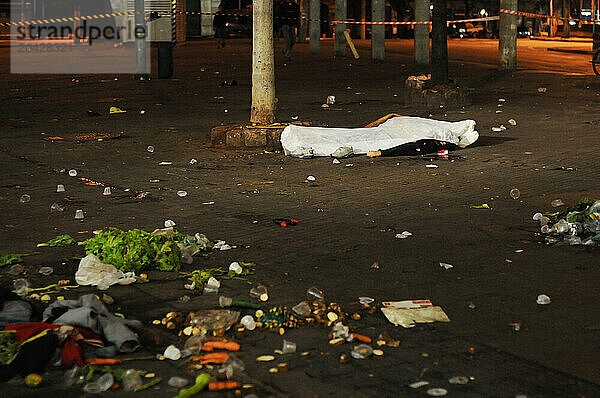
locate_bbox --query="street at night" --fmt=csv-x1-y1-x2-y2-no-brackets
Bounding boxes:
1,3,600,397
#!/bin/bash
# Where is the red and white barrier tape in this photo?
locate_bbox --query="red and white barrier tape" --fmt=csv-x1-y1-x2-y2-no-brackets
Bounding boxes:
332,15,499,25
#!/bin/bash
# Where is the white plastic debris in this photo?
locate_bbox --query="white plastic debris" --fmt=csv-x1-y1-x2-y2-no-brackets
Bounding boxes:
536,294,551,305
163,345,181,360
189,158,198,164
306,175,316,181
426,164,438,168
56,184,65,192
439,262,454,270
381,300,450,328
103,187,111,196
229,262,243,274
508,119,517,126
68,169,77,177
409,381,430,389
164,219,176,228
395,231,412,239
332,158,341,164
75,254,136,290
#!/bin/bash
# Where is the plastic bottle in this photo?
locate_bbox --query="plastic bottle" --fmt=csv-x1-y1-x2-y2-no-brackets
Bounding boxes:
122,369,143,391
240,315,256,331
97,373,114,391
168,376,189,388
13,278,29,295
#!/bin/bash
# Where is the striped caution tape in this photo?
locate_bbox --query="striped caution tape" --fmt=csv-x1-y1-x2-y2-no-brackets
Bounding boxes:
500,8,599,24
333,16,499,25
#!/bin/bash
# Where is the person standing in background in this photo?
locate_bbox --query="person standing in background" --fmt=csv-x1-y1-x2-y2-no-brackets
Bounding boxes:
213,5,227,48
277,0,299,61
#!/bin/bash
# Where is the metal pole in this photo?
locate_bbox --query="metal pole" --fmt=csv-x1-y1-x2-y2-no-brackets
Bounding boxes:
335,0,347,57
309,0,320,53
414,0,430,67
134,0,147,78
251,0,275,124
371,0,384,63
499,0,517,71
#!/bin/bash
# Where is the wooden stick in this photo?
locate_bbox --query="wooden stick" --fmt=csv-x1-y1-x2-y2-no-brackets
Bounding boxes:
343,30,360,59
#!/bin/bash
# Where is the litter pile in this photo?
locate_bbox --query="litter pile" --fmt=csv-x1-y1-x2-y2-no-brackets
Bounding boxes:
534,198,600,246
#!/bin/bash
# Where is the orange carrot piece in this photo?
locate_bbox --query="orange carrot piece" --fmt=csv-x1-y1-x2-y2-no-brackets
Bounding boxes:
201,341,240,352
352,334,372,343
208,381,241,391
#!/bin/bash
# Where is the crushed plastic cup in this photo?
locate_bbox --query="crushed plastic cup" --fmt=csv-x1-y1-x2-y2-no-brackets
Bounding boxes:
19,194,30,203
56,184,65,192
282,339,297,354
97,373,114,391
74,209,84,219
68,169,77,177
306,286,324,301
219,296,233,307
510,188,520,200
395,231,412,239
350,344,373,359
508,119,517,126
147,145,155,153
163,345,182,360
229,262,243,274
203,284,219,294
448,376,469,385
50,203,64,212
536,294,551,305
184,335,206,352
164,219,176,228
103,187,112,196
189,158,198,165
333,158,341,164
13,278,29,295
306,175,316,181
326,95,336,105
427,388,448,396
551,199,565,207
292,301,311,317
38,266,53,276
83,382,102,394
249,285,268,301
8,264,24,276
122,369,143,391
168,377,188,388
240,315,256,331
358,297,375,305
177,190,188,197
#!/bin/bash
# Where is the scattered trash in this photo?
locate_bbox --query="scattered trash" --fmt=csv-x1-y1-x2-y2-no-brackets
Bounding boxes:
508,119,517,126
38,266,53,276
50,203,64,212
19,194,30,203
177,190,188,197
535,198,600,246
250,285,269,302
345,163,354,167
159,161,172,166
273,218,299,227
306,286,325,301
240,315,256,330
510,188,521,199
282,339,296,354
332,158,340,164
427,387,448,396
102,187,112,195
409,381,430,389
306,175,316,181
68,169,77,177
203,277,220,294
439,262,453,270
168,377,189,388
470,203,490,209
74,209,84,219
326,95,336,105
122,369,143,391
448,376,469,385
381,300,450,328
56,184,65,192
536,294,551,305
491,125,507,132
395,231,412,239
350,344,373,359
370,262,380,269
537,87,547,93
189,158,198,164
147,145,155,153
214,241,232,250
109,106,126,114
229,262,243,274
164,219,176,228
8,264,24,275
358,297,374,305
425,164,438,168
164,345,182,360
13,278,29,295
551,199,565,207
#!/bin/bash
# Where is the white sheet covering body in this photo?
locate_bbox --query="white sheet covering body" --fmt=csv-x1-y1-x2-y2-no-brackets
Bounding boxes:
281,116,479,157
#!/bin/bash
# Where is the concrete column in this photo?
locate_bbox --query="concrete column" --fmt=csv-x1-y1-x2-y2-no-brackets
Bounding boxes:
335,0,347,57
431,0,448,83
499,0,517,71
251,0,275,124
371,0,384,63
360,0,366,40
310,0,320,53
414,0,430,67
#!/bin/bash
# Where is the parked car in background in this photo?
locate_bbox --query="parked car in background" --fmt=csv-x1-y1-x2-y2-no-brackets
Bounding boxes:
225,9,252,38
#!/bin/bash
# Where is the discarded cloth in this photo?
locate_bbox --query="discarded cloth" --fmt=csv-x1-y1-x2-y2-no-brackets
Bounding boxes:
380,299,450,328
42,294,141,352
75,253,136,290
281,116,478,157
0,288,32,327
